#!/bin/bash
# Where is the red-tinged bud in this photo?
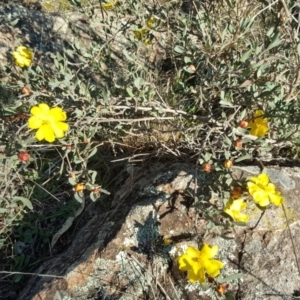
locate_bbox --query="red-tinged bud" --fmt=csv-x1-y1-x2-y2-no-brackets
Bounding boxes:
18,151,30,163
234,140,243,148
239,120,248,128
217,283,229,295
202,163,212,172
66,144,72,151
68,172,76,179
230,186,242,199
21,86,31,94
93,187,101,195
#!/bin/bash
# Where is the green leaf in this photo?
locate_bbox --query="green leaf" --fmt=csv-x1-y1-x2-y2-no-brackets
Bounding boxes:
240,49,252,62
217,273,244,283
12,196,33,210
122,49,135,62
88,147,98,159
74,192,84,203
90,191,99,202
297,43,300,56
267,33,282,50
224,135,232,146
126,87,135,98
225,293,236,300
101,188,110,195
219,100,233,107
184,56,191,63
174,45,185,54
234,154,252,162
51,197,85,248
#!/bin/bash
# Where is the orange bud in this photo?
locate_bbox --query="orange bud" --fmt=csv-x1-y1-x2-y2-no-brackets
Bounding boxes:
68,172,76,179
217,283,229,295
21,86,31,94
234,140,243,148
75,183,85,192
93,187,101,195
239,120,248,128
188,64,196,73
202,163,212,172
224,159,233,169
18,151,30,163
230,187,242,199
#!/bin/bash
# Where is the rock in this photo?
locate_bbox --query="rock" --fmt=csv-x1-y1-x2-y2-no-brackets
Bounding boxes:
17,163,300,300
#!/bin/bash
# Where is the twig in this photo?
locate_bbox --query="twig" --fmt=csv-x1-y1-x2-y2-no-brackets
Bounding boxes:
281,203,300,276
284,66,300,102
100,104,213,122
279,0,291,20
129,254,172,300
91,117,174,123
0,271,64,279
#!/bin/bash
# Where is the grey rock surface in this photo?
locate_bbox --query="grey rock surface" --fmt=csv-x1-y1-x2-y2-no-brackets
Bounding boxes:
16,163,300,300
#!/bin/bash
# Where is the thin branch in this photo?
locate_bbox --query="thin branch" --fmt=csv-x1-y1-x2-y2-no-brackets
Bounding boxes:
284,66,300,102
0,271,64,279
281,203,300,276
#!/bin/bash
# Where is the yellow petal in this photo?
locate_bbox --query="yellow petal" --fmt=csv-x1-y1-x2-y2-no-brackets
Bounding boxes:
30,103,50,116
257,174,269,186
231,199,246,211
201,244,218,259
35,126,45,141
232,211,249,222
12,46,33,67
28,116,42,129
49,107,67,121
51,122,68,138
36,124,55,142
17,46,33,58
252,190,270,206
196,266,206,283
269,193,284,206
38,103,50,114
146,17,157,29
56,121,69,131
254,110,265,118
204,259,224,278
102,0,118,9
178,247,200,273
255,125,268,137
178,253,192,271
265,183,276,193
188,266,205,283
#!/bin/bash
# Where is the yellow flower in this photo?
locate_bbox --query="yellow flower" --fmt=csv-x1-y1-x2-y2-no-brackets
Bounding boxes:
224,198,249,223
247,173,285,207
12,46,33,68
163,238,172,244
248,110,269,137
28,103,69,143
75,183,85,192
101,0,118,9
146,16,157,29
178,244,224,284
133,28,152,45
